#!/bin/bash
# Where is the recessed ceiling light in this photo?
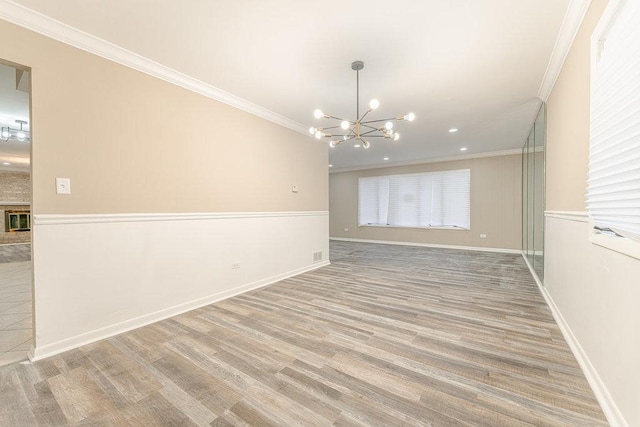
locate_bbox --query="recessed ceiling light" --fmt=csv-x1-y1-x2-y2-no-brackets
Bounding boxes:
328,164,333,168
354,144,361,148
383,157,389,161
460,147,467,151
2,162,10,165
449,128,459,133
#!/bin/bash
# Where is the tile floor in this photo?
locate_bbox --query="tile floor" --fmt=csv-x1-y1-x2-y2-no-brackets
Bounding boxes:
0,242,31,264
0,243,32,366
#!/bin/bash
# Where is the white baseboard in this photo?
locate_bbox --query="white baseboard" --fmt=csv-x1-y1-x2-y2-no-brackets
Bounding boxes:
330,237,521,254
522,254,627,427
30,260,329,362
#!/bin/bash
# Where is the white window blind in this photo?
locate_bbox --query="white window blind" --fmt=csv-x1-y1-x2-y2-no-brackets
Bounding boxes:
588,0,640,242
358,169,470,229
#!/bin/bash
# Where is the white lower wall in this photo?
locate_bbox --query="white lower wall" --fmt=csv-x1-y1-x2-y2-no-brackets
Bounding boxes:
545,212,639,427
31,211,329,360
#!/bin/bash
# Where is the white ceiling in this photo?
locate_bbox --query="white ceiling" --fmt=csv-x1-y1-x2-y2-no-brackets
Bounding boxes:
6,0,570,170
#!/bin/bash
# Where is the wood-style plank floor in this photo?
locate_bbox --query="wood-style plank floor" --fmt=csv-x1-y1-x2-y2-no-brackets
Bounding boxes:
0,241,607,426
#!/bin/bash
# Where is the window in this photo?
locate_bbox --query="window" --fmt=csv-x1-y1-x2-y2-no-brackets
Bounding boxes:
358,169,470,229
588,0,640,258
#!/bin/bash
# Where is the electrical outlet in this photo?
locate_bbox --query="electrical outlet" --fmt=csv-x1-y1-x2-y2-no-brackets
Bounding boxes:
291,184,298,193
231,262,240,269
480,233,487,238
344,228,349,232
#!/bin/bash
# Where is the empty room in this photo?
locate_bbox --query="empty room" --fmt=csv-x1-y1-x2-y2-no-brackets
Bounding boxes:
0,0,638,426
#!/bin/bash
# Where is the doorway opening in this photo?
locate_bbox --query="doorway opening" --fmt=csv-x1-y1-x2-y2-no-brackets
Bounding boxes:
0,59,32,366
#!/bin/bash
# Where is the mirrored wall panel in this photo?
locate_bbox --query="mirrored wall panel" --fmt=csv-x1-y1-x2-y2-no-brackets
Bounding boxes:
522,103,546,283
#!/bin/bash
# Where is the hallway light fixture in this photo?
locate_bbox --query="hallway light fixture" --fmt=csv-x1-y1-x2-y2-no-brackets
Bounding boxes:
309,61,415,149
1,120,30,143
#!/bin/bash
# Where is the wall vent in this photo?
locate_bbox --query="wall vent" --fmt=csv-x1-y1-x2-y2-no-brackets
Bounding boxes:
313,251,323,262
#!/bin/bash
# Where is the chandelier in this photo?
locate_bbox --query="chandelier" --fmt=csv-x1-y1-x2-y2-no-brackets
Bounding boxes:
1,120,30,143
310,61,415,148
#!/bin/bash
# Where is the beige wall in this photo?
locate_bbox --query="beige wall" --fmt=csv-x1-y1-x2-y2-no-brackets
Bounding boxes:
330,154,522,250
545,0,640,425
546,1,604,211
0,20,327,215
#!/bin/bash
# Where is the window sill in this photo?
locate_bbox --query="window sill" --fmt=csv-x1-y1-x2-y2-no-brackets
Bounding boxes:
590,229,640,261
359,224,469,231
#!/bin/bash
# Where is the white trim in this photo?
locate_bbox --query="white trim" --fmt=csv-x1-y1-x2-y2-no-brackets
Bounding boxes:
521,252,627,427
523,250,544,257
590,228,640,261
329,149,522,174
538,0,593,100
34,211,329,226
330,237,521,254
546,212,640,260
544,210,589,223
0,0,309,137
28,260,330,362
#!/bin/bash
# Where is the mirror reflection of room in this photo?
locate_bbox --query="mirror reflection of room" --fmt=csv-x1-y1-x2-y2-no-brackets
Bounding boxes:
0,60,32,366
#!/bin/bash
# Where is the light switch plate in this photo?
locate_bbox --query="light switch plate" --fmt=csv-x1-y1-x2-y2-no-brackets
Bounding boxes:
56,177,71,195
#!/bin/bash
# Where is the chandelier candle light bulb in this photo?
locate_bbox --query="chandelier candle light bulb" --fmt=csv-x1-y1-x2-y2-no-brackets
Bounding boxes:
310,61,414,150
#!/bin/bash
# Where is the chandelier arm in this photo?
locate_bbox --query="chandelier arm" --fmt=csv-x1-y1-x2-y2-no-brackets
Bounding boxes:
327,115,348,121
360,124,381,131
359,109,373,122
361,117,399,124
360,129,390,137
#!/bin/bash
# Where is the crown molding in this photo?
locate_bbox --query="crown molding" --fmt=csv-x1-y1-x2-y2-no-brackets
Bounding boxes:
0,0,309,136
329,148,522,174
537,0,593,101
